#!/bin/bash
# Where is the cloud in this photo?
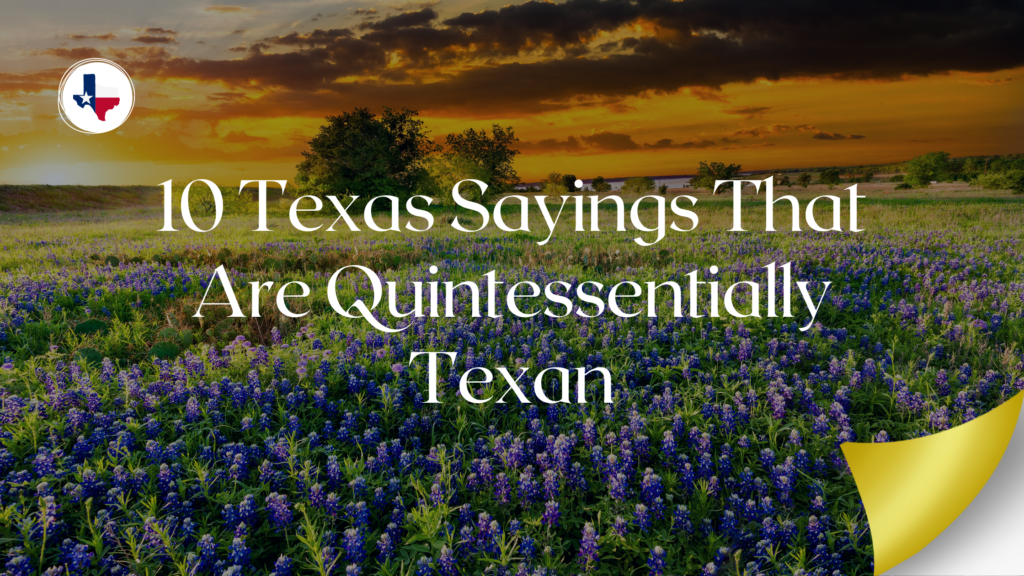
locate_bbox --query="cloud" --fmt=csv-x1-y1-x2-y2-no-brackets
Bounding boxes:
688,87,729,103
38,47,103,60
206,5,246,13
132,35,177,44
519,136,584,153
520,133,716,154
724,106,771,119
353,8,378,16
359,8,438,31
580,131,639,151
66,33,117,41
222,130,269,143
731,124,791,138
21,0,1022,120
811,131,866,140
144,27,178,35
644,138,717,149
387,1,439,11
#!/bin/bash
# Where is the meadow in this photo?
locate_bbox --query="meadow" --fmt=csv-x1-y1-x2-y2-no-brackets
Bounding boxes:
0,183,1022,576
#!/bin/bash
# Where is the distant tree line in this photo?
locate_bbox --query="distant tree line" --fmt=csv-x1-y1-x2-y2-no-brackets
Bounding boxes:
293,109,1024,205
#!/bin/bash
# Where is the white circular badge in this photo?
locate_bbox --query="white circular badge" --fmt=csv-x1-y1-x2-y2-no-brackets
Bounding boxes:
57,59,135,134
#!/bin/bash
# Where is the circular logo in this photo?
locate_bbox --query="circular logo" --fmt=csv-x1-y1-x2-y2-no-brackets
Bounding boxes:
58,59,135,134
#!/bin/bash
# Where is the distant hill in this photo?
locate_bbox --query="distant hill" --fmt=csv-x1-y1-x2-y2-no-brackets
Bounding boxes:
0,185,161,212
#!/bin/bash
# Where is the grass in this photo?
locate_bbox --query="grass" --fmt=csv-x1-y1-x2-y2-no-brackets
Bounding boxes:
0,184,161,212
0,184,1020,575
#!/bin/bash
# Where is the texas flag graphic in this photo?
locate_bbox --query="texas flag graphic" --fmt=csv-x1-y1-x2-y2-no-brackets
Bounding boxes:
72,74,120,121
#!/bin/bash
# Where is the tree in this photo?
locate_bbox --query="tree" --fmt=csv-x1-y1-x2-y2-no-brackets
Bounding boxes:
622,176,656,194
691,161,742,190
658,184,669,195
445,125,522,194
797,173,812,188
906,151,951,188
862,171,874,183
295,107,437,199
779,175,792,187
560,174,579,192
422,154,490,205
591,176,612,193
975,170,1024,194
819,168,842,189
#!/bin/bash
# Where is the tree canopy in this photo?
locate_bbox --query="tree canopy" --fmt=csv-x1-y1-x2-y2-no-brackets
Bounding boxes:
819,168,842,189
691,161,742,190
445,125,521,194
906,151,951,187
591,176,612,193
295,107,437,199
622,176,656,194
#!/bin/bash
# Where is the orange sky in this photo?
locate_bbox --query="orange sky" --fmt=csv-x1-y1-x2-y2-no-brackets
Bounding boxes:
1,0,1022,184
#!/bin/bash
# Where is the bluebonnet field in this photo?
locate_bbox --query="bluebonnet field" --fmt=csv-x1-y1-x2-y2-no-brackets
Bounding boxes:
0,192,1022,576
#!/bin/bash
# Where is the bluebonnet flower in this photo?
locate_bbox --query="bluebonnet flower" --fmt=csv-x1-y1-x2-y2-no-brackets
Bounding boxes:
647,546,666,575
265,493,292,531
542,500,560,527
578,522,599,572
343,528,365,564
438,546,457,576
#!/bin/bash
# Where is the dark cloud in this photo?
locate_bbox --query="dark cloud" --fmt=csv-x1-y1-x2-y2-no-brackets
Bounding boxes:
42,0,1021,119
353,8,378,15
39,47,103,60
581,131,639,151
724,106,771,119
360,8,438,31
66,33,117,41
269,29,355,47
644,138,717,149
132,35,177,44
812,131,866,140
519,136,584,153
145,27,177,35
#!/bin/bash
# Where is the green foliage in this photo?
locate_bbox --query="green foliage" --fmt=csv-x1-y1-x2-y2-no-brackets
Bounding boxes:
422,154,491,205
905,151,951,188
797,173,812,188
295,107,437,200
975,170,1024,194
819,168,842,189
73,319,109,336
894,182,913,190
590,176,612,193
148,341,180,361
444,125,521,194
559,174,579,192
691,161,742,190
779,175,792,187
74,347,104,366
889,174,904,183
542,181,569,195
658,183,669,195
621,176,656,195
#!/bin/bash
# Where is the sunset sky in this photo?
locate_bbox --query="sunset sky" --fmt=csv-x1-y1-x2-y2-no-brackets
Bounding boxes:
1,0,1022,184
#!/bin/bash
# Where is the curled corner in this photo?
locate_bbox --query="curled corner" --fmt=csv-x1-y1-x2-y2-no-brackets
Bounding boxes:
842,392,1024,575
